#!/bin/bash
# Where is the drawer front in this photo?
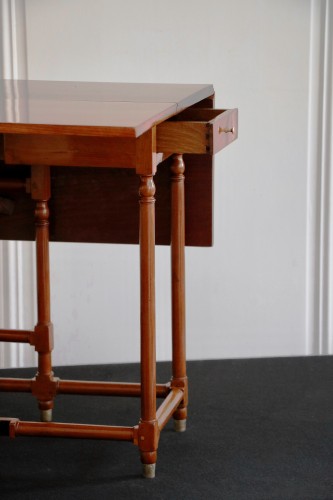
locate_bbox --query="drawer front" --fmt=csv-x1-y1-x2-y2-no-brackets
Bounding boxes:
210,108,238,154
156,108,238,155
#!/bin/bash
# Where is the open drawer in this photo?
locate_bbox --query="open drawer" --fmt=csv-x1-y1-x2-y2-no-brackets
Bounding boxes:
156,108,238,155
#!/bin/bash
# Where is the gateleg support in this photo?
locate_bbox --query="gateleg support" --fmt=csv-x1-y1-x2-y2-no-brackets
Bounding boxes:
30,165,56,422
170,154,188,431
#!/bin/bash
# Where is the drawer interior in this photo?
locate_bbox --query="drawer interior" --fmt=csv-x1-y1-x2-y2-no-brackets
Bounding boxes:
168,108,227,122
157,108,237,154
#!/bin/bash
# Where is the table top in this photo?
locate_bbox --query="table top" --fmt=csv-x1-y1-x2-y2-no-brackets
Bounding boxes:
0,80,214,138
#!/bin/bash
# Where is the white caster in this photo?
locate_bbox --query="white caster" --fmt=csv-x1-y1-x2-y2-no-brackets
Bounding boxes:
40,409,52,422
142,463,156,479
174,419,186,432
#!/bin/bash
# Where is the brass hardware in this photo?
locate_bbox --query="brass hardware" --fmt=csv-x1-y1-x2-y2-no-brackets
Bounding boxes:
218,126,235,134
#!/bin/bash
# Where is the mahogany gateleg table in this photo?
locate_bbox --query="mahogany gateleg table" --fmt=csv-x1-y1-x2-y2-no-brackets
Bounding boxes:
0,80,237,478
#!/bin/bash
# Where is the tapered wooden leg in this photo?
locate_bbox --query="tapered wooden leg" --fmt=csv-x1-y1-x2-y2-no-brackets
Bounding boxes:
30,166,57,422
170,154,188,431
138,175,159,478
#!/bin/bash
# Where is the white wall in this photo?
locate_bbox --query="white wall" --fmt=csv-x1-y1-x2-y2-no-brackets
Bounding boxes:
1,0,332,367
0,0,36,368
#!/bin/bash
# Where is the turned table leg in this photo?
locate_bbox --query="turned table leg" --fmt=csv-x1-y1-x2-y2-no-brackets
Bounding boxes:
30,166,56,422
170,154,188,432
138,175,159,478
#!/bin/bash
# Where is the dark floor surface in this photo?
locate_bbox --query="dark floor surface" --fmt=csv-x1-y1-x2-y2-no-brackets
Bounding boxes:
1,356,333,499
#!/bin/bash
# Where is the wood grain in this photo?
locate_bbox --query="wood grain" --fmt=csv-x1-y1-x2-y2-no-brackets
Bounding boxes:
4,134,137,168
139,174,159,466
157,121,208,154
170,155,188,422
157,108,238,154
0,80,214,105
0,80,214,138
30,165,56,415
0,158,213,246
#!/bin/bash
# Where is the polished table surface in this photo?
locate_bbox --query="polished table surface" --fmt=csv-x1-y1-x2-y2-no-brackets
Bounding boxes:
0,80,214,136
0,80,237,479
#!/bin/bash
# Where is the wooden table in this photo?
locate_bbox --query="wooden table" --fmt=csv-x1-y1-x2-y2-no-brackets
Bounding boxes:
0,80,237,478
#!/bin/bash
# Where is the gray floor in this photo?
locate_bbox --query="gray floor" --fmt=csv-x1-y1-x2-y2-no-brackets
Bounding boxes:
1,356,333,499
